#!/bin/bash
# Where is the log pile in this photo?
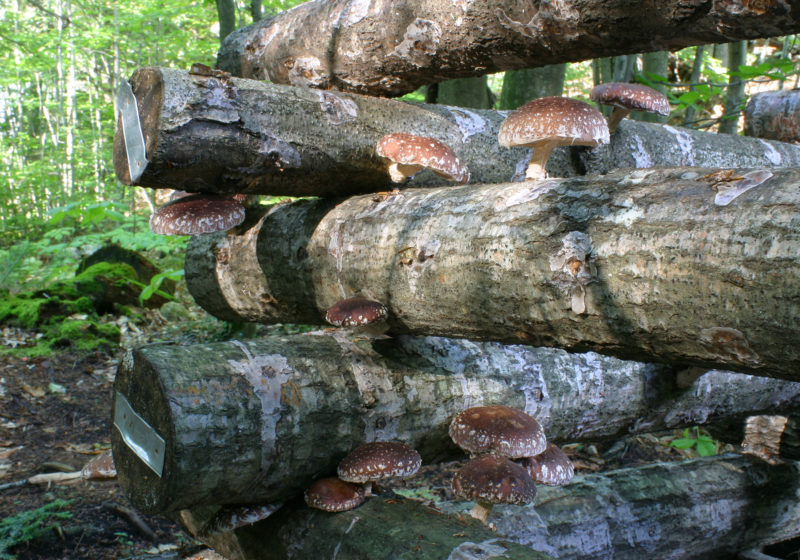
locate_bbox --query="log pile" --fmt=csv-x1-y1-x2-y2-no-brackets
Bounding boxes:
110,2,800,558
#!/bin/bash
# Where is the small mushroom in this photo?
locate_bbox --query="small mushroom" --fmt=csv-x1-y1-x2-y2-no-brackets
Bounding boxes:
325,296,389,337
516,443,574,486
80,451,117,481
304,477,366,512
198,502,284,538
590,82,670,133
376,132,470,184
337,441,422,496
451,454,536,523
149,194,246,235
498,96,609,180
449,405,547,459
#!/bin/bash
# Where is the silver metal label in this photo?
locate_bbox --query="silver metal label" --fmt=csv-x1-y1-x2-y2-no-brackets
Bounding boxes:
113,391,166,477
115,80,147,183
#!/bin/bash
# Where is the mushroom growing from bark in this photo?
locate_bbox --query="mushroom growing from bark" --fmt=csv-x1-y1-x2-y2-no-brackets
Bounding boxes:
150,194,246,235
304,477,366,512
337,441,422,496
590,82,670,133
451,454,536,523
376,132,470,184
517,443,574,486
449,405,547,459
197,502,284,538
325,296,389,337
498,96,609,180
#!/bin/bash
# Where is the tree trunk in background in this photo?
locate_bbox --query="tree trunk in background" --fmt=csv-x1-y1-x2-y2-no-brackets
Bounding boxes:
185,167,800,379
498,64,566,110
637,51,669,124
612,54,637,82
215,0,800,97
433,75,493,109
183,455,800,560
215,0,236,43
719,41,748,135
250,0,262,22
744,89,800,143
683,45,706,126
114,67,800,195
112,331,800,514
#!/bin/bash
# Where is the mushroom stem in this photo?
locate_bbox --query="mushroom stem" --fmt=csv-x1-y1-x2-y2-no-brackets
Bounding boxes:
468,501,494,523
387,162,422,183
363,481,374,496
606,107,632,133
525,140,559,180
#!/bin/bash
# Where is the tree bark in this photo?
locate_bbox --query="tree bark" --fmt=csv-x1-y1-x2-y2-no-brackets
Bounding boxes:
113,67,800,194
215,0,800,97
719,41,749,135
185,167,800,378
112,331,800,514
111,67,522,195
182,454,800,560
745,89,800,144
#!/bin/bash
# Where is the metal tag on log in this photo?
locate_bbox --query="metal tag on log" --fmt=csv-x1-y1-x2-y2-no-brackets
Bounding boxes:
115,80,147,183
113,390,166,477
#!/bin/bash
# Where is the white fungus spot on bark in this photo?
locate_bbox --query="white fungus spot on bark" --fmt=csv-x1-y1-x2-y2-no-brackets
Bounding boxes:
714,170,773,206
663,125,695,165
446,107,487,142
757,139,782,165
317,91,358,124
288,56,327,88
447,538,511,559
389,19,442,66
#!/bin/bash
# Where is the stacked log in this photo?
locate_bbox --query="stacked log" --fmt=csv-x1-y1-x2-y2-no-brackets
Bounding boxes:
745,89,800,144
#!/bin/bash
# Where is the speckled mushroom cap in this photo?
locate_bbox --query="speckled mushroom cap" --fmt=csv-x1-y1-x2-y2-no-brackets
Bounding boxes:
449,405,547,458
590,82,670,116
80,451,116,480
376,132,470,183
498,96,610,149
150,194,246,235
337,441,422,483
517,443,574,486
325,297,388,328
304,477,365,512
451,454,536,506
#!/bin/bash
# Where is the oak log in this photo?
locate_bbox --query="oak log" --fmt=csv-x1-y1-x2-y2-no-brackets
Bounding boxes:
216,0,800,97
185,167,800,379
113,66,800,195
111,332,800,514
744,89,800,144
187,454,800,560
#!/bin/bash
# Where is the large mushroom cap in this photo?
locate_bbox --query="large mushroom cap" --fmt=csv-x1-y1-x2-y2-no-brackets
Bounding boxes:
452,455,536,511
325,297,388,328
337,441,422,484
498,96,609,149
590,82,670,116
449,405,546,458
376,132,470,184
304,477,365,512
517,443,574,486
150,194,246,235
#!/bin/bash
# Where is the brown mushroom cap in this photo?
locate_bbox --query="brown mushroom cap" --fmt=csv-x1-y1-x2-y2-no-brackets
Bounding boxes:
449,405,546,458
590,82,670,116
498,97,608,180
304,477,365,512
80,451,116,480
325,297,388,328
376,132,470,184
451,454,536,508
517,443,574,486
337,441,422,484
150,194,246,235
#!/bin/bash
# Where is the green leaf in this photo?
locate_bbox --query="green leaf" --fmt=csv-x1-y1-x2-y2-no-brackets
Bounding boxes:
670,438,697,450
696,439,717,457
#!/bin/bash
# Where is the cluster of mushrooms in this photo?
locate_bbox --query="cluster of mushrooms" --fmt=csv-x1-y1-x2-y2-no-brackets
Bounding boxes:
300,404,573,526
146,81,669,237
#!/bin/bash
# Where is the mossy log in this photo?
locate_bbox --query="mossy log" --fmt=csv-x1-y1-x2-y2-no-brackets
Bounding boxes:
744,89,800,144
185,167,800,379
113,66,800,195
186,454,800,560
216,0,800,97
112,332,800,514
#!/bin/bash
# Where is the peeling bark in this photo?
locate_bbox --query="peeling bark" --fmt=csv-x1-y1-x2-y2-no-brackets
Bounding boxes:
112,332,800,514
185,167,800,379
182,454,800,560
113,67,800,195
216,0,800,97
745,89,800,144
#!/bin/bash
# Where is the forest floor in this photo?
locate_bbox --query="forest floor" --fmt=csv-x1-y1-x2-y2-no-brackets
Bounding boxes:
0,301,769,560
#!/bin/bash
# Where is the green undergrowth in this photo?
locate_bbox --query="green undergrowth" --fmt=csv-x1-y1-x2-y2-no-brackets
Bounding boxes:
0,499,73,560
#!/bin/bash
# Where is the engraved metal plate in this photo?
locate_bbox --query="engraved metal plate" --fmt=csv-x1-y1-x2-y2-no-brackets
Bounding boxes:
115,80,147,183
114,391,166,477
